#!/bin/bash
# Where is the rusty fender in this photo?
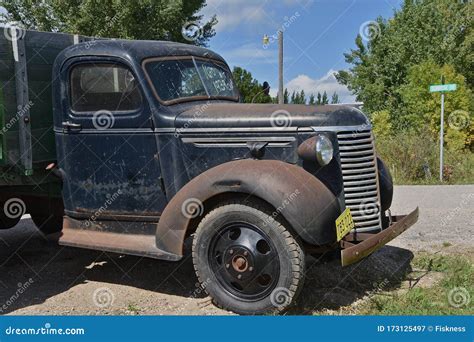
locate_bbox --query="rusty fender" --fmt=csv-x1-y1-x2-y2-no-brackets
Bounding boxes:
156,159,340,257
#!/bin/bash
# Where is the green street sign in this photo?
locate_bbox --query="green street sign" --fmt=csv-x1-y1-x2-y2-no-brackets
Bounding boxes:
429,84,457,93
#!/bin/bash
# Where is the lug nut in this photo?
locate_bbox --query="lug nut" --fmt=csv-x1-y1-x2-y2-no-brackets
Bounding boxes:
226,264,230,269
229,249,234,255
249,266,253,272
237,275,242,279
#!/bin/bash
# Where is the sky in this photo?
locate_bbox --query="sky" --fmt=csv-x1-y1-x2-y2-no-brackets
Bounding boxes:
200,0,404,102
1,0,404,103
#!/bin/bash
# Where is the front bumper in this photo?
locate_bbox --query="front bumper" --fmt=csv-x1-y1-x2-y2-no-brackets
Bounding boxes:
340,207,419,266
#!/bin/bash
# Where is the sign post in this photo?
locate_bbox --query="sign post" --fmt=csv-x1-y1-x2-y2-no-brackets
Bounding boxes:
429,81,457,182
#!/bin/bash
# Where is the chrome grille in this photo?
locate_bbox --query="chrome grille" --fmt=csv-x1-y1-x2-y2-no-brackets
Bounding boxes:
337,130,382,233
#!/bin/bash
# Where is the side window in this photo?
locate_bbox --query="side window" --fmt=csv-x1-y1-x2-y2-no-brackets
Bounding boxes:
70,64,142,112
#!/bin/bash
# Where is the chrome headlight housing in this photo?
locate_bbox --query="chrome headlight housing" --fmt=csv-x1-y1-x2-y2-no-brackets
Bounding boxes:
315,134,333,166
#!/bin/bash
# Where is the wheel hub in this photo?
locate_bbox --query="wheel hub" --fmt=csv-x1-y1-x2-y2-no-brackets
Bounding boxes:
209,222,280,300
232,255,249,272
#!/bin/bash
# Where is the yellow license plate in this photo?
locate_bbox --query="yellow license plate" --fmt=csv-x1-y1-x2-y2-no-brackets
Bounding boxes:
335,208,355,241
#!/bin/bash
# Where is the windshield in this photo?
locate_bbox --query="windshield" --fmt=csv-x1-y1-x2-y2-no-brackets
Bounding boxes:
144,57,239,103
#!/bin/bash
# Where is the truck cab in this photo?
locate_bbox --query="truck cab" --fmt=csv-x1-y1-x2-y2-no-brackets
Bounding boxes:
1,33,419,315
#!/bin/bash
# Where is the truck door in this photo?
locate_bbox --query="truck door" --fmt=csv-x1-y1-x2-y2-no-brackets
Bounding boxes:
54,58,167,222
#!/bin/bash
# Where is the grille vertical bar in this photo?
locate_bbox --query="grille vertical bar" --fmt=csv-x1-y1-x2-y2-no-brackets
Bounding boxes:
337,130,382,233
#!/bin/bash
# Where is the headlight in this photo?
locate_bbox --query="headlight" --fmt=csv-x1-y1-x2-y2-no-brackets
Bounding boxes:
315,134,333,166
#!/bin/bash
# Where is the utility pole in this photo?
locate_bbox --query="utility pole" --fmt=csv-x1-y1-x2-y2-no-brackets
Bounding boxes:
278,31,284,105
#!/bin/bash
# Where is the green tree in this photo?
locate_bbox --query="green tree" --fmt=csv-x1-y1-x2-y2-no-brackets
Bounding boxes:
0,0,217,46
290,91,296,104
331,92,339,104
308,93,315,105
398,61,472,149
291,90,306,104
232,67,272,103
283,88,289,104
336,0,473,119
316,92,322,105
299,90,306,104
371,110,393,139
321,91,328,105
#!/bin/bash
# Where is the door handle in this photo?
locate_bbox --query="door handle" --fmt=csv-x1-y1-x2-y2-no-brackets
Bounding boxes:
62,121,82,132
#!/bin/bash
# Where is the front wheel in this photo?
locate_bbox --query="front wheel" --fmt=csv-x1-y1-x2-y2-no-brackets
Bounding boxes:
31,214,63,235
192,201,305,315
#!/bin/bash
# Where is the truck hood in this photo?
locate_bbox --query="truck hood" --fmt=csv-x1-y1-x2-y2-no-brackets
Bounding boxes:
174,103,369,129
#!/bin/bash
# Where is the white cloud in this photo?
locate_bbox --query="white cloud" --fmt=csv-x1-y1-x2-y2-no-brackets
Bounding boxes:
202,0,268,32
201,0,304,33
223,43,277,65
274,69,356,103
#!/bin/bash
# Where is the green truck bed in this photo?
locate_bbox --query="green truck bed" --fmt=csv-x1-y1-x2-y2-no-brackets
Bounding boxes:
0,27,92,189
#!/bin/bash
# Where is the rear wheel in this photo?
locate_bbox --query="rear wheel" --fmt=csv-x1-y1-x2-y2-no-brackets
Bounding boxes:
192,201,305,315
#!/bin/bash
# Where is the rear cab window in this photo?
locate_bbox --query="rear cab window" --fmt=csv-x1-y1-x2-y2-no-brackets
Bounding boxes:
70,64,142,113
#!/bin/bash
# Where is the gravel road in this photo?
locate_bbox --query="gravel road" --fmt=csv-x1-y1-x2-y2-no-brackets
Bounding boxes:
0,185,472,315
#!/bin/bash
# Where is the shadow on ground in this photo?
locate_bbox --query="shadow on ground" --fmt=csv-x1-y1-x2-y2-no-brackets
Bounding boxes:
0,219,413,315
289,246,413,314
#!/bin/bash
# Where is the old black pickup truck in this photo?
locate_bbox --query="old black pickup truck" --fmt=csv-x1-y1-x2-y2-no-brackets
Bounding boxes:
0,28,418,314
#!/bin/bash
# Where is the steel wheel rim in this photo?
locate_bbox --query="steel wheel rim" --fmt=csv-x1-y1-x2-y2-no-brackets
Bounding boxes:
208,222,280,301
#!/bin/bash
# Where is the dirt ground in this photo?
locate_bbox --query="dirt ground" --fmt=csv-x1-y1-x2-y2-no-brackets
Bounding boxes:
0,185,472,315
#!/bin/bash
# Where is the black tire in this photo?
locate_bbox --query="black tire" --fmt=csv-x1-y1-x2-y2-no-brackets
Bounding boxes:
31,214,63,235
192,201,305,315
0,214,21,229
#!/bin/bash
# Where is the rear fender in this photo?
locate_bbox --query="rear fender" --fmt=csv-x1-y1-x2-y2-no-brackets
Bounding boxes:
156,159,340,256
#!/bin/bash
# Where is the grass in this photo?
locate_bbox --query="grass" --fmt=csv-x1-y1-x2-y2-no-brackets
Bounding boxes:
375,130,474,185
127,303,141,314
358,253,473,315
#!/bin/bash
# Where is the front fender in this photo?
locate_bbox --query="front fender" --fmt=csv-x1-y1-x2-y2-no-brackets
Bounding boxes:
156,159,341,256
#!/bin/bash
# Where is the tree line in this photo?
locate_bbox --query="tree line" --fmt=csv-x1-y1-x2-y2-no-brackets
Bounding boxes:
337,0,472,151
232,67,340,105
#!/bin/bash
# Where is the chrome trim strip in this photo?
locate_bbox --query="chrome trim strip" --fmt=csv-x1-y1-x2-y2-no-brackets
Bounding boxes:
154,124,372,134
181,137,296,143
313,125,372,132
54,128,154,134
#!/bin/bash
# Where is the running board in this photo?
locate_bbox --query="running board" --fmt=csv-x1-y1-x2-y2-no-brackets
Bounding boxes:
59,227,181,261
